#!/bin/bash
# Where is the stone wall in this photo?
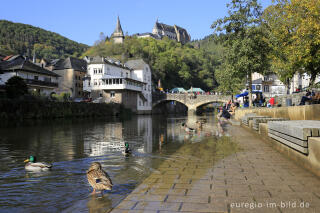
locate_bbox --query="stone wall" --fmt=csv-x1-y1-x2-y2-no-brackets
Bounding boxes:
0,98,124,121
274,93,305,106
235,104,320,121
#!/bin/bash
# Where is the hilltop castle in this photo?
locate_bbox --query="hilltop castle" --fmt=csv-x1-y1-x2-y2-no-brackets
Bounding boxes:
111,17,191,44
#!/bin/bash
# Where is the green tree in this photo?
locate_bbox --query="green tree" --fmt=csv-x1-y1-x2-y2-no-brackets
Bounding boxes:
5,76,28,99
211,0,270,105
263,0,320,86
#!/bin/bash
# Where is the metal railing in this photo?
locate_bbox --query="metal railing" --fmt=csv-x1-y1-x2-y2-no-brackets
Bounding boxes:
24,79,58,87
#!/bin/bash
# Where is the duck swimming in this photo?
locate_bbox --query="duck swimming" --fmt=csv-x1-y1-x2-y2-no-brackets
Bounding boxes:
87,162,113,195
24,156,52,171
183,123,196,133
122,142,132,156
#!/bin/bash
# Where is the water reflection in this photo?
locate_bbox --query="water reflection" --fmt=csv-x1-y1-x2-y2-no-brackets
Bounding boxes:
0,114,227,213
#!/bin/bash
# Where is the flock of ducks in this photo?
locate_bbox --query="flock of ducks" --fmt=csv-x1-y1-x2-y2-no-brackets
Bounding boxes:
23,120,208,195
24,142,132,195
181,120,205,133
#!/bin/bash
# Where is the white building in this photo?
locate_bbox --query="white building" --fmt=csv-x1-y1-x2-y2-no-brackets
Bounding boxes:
0,55,60,96
289,73,320,93
125,59,152,112
83,56,152,114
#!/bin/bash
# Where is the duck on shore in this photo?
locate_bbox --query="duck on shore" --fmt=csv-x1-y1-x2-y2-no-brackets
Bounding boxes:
87,162,113,195
24,156,52,171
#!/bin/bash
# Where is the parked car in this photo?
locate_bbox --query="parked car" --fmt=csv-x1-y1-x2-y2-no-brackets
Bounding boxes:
82,98,92,103
73,98,84,102
92,97,103,103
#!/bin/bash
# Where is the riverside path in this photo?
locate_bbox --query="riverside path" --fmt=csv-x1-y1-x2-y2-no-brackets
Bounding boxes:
110,125,320,213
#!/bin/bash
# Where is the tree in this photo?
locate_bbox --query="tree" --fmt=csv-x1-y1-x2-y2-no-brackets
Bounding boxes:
5,76,28,99
211,0,270,106
263,0,320,86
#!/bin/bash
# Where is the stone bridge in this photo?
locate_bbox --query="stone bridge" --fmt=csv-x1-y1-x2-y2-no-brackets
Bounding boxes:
153,93,231,114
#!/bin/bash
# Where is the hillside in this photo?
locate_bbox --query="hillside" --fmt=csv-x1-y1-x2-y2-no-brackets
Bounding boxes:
0,20,89,59
192,34,225,59
83,37,219,91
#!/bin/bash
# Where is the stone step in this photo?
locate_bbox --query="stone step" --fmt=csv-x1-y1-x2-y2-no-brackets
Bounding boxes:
268,120,320,140
268,133,309,154
252,117,288,131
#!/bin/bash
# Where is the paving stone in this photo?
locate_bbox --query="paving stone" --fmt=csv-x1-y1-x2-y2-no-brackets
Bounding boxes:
180,202,227,212
124,194,166,202
166,195,209,203
111,209,157,213
133,201,181,211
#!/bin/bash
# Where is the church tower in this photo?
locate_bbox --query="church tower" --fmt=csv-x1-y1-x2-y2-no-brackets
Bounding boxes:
111,16,124,44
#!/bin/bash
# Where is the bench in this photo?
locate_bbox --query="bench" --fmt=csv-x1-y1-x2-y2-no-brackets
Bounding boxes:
268,120,320,155
252,117,288,131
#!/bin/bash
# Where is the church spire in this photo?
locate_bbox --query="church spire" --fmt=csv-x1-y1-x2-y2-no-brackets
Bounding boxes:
112,16,124,43
114,16,124,35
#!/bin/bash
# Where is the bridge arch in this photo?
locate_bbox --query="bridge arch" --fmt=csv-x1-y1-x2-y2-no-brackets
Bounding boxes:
152,99,189,110
152,93,232,114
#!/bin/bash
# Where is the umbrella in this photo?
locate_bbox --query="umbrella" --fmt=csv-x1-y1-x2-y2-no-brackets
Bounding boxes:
235,91,248,98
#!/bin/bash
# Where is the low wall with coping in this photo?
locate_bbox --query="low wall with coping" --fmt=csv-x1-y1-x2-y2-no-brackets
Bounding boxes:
235,104,320,121
237,105,320,177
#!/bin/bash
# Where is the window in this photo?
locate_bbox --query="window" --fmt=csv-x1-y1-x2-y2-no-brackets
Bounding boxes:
252,85,256,90
98,68,102,74
34,76,38,80
256,85,261,90
93,68,97,74
110,91,115,98
94,80,97,85
264,85,269,92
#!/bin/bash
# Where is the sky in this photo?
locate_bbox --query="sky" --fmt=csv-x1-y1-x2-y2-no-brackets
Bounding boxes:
1,0,272,46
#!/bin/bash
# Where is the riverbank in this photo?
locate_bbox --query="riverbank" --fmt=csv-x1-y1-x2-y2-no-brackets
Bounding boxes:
110,125,320,212
0,98,132,122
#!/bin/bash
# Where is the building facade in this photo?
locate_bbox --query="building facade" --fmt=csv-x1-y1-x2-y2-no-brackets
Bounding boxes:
0,55,59,96
52,57,87,99
134,20,191,44
83,56,152,113
151,21,191,44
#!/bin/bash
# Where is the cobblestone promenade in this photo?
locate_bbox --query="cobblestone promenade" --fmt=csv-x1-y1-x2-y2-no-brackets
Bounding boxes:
111,126,320,213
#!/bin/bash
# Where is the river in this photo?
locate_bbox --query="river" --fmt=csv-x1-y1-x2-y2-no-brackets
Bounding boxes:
0,114,227,213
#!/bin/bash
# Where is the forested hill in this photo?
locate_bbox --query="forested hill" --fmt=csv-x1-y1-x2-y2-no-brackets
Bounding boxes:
0,20,89,59
192,34,224,59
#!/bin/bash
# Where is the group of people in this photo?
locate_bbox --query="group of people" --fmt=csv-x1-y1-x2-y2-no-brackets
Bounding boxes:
217,100,238,121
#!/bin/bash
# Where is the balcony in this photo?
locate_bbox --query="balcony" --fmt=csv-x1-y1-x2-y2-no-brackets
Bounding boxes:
24,79,58,88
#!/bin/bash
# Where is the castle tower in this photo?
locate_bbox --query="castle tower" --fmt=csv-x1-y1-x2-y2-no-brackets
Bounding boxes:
111,16,124,44
152,18,161,37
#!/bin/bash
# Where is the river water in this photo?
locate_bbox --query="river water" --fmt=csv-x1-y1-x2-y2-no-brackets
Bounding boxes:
0,114,228,213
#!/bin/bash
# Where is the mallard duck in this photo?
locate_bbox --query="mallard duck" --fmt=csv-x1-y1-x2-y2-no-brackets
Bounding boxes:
122,142,132,156
87,162,113,194
24,156,52,171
